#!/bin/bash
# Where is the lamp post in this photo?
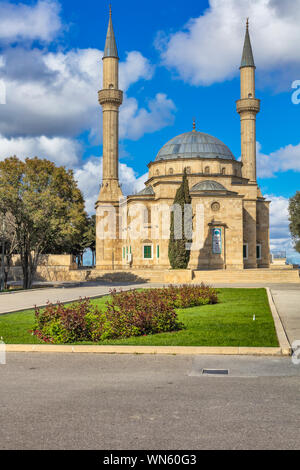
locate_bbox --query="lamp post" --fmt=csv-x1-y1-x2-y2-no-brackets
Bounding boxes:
0,215,5,292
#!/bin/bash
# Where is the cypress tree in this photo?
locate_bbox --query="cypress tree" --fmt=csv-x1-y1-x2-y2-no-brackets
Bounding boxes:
168,168,192,269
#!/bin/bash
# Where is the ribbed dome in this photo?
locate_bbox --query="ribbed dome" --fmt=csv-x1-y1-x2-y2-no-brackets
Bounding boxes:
155,131,234,161
191,180,227,192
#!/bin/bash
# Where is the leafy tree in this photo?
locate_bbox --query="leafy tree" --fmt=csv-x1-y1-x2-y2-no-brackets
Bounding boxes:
0,212,18,289
0,157,87,289
45,214,96,267
168,168,192,269
289,191,300,253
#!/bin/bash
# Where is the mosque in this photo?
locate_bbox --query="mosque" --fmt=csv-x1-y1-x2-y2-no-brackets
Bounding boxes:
95,10,270,271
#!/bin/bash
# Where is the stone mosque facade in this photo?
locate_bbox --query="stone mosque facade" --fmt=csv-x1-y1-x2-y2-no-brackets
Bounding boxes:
96,11,270,271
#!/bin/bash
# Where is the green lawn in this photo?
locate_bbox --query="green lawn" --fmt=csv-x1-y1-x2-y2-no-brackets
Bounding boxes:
0,288,279,347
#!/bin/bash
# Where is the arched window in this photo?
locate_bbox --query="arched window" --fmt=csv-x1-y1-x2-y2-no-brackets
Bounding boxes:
204,166,210,174
186,166,191,174
168,168,174,175
155,169,159,175
221,167,226,175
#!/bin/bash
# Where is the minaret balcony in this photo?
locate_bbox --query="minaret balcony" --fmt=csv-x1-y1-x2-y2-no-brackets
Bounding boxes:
236,98,260,115
98,89,123,106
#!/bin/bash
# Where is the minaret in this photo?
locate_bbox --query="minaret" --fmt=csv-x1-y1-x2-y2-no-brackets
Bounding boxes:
97,5,123,202
236,19,260,183
96,6,123,270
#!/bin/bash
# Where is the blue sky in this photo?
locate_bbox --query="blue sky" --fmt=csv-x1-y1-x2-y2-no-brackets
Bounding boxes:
0,0,299,262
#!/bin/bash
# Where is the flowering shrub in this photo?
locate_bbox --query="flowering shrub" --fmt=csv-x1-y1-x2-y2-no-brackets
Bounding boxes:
104,288,183,339
152,284,218,308
32,298,104,344
32,284,217,344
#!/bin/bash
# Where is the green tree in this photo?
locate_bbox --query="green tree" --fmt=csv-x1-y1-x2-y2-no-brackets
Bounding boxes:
289,191,300,253
168,168,192,269
0,156,87,289
0,212,18,289
45,214,96,267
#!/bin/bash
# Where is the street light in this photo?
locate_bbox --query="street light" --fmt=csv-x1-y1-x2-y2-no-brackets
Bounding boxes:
0,215,5,292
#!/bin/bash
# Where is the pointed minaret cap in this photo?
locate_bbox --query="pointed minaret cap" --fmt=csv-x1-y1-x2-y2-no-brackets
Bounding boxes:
103,5,119,59
240,18,255,68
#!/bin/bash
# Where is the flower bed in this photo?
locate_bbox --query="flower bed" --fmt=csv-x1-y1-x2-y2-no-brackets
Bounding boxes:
32,284,218,344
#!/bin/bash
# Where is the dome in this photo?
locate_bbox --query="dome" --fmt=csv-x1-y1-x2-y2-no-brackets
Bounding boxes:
191,180,227,192
155,131,235,161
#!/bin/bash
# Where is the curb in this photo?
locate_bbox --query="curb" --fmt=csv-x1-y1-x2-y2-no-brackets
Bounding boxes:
5,344,289,356
266,287,292,355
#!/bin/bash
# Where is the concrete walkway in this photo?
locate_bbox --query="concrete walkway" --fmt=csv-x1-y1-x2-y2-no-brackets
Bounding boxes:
271,287,300,345
0,282,159,314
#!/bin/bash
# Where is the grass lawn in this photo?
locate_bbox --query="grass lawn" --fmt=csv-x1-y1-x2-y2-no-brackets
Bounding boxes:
0,288,279,347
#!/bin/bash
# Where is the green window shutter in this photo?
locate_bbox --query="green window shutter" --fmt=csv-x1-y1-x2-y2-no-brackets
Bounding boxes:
130,245,132,254
123,247,125,259
157,245,160,258
144,245,152,259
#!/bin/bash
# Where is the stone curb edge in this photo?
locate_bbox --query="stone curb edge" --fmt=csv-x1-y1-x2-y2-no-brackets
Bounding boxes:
5,345,289,356
266,287,292,356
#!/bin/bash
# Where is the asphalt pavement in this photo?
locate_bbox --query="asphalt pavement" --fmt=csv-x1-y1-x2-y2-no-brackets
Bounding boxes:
0,353,299,450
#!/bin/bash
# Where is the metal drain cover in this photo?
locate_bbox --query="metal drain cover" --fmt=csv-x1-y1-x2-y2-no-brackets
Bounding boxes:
202,369,229,376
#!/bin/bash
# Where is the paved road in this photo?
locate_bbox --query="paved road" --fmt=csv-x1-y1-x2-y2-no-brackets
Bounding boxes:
0,353,299,450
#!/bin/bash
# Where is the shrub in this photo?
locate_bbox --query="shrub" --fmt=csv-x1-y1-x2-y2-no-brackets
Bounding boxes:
159,284,218,308
33,298,103,344
32,284,217,344
105,288,183,338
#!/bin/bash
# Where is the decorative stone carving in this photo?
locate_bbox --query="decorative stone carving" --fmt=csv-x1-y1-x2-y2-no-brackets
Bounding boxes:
211,202,220,212
98,89,123,106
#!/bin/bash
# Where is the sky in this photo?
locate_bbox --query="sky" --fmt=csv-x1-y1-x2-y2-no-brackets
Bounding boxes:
0,0,299,263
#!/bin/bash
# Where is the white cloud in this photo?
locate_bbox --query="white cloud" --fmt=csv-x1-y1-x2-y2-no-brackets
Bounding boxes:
0,134,82,167
0,0,62,43
119,51,154,91
157,0,300,86
0,47,174,141
257,142,300,178
120,93,176,141
74,157,148,214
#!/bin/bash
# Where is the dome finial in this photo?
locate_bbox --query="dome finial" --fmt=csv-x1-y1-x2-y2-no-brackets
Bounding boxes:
246,17,249,30
192,117,196,132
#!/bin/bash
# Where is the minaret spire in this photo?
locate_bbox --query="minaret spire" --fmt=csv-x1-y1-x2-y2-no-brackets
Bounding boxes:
236,18,260,183
104,4,118,58
97,4,123,198
240,18,255,68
